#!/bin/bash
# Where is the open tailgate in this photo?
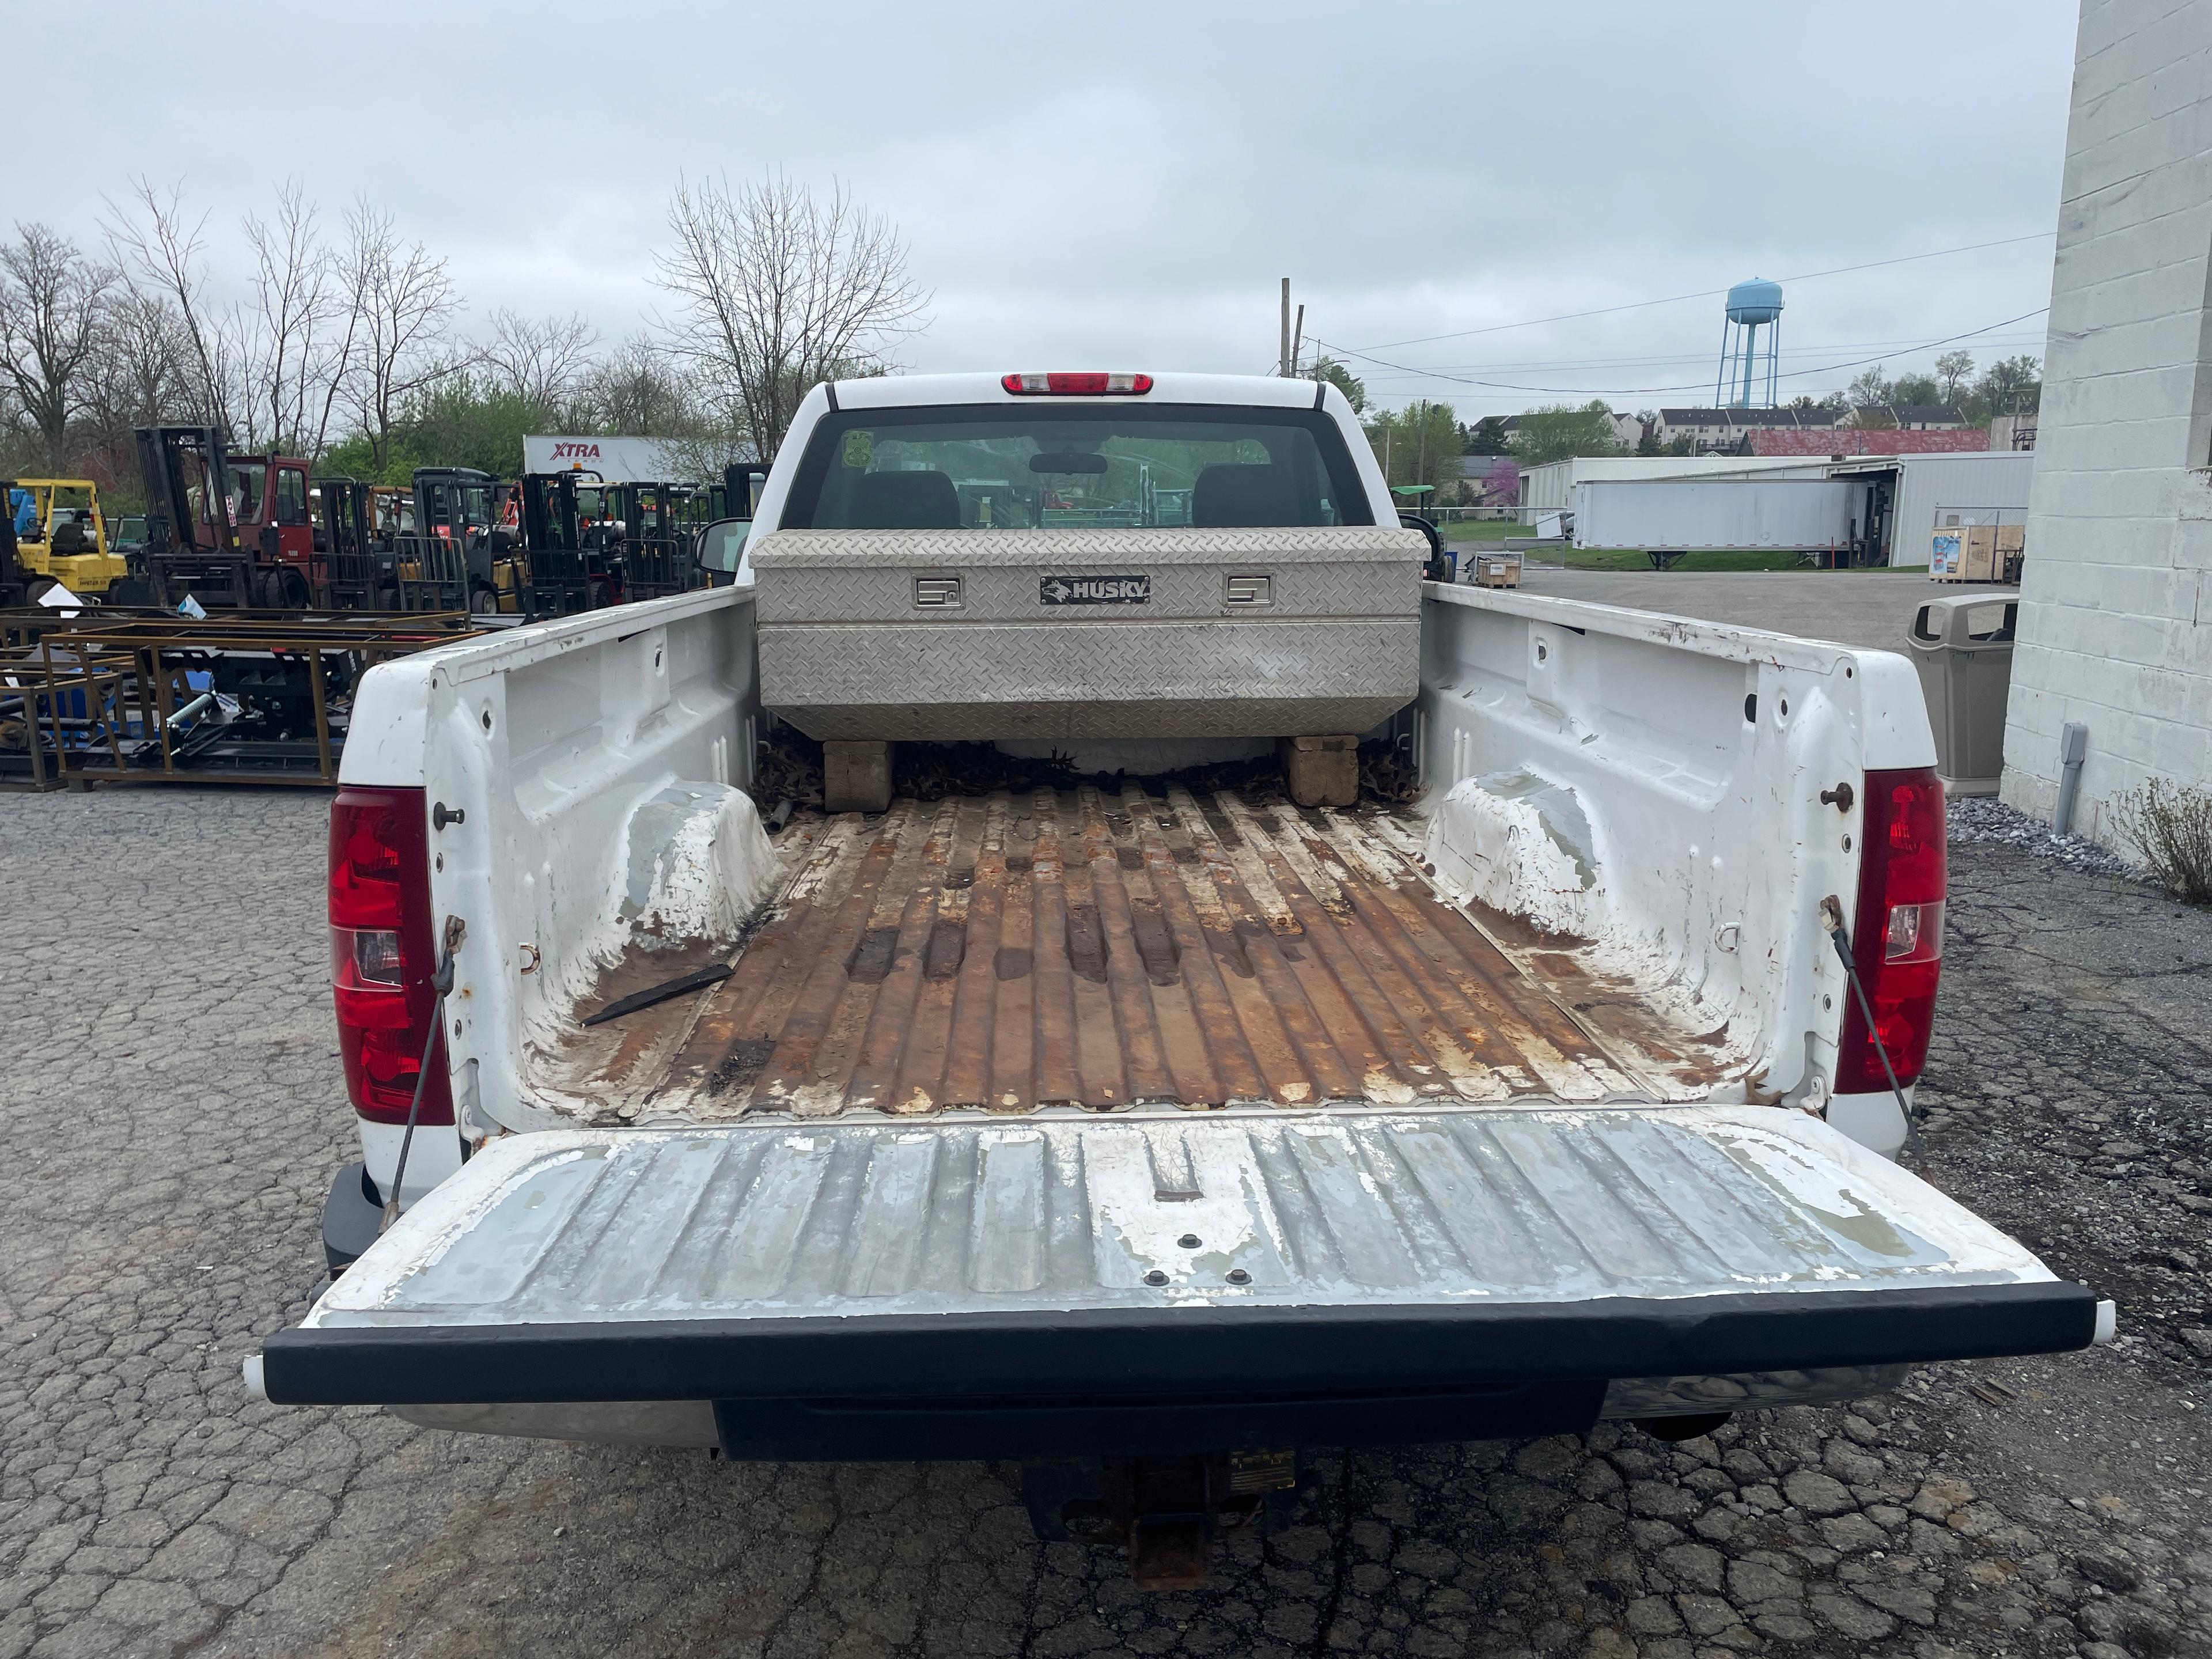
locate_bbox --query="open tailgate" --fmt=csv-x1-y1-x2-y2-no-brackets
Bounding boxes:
262,1104,2095,1427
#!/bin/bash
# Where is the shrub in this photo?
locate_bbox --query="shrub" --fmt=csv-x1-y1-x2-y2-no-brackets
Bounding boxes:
2112,778,2212,905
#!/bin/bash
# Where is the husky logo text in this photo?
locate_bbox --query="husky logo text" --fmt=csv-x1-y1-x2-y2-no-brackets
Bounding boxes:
1040,574,1150,605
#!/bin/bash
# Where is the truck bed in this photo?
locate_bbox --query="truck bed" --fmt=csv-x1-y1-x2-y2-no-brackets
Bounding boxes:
549,782,1741,1123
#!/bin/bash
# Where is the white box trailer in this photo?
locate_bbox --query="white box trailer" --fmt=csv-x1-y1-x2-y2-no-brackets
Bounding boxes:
1572,478,1863,556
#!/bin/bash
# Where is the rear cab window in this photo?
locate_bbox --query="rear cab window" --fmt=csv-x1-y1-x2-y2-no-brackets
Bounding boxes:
780,405,1374,531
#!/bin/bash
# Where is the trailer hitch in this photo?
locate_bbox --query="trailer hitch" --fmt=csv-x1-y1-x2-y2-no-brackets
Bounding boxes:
1021,1451,1302,1589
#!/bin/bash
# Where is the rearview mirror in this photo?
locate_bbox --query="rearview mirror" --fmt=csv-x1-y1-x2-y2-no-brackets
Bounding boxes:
1029,451,1109,475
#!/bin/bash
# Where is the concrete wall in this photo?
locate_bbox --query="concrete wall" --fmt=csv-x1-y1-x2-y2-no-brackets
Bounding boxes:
1998,0,2212,843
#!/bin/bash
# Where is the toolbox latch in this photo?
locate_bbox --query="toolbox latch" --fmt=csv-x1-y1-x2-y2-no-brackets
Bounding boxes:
914,575,964,609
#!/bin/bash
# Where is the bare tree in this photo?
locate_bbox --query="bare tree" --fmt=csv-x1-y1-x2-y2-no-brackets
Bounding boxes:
105,179,236,433
239,182,344,458
652,174,926,454
1934,350,1975,404
82,286,190,452
485,308,597,418
576,335,700,437
1846,367,1895,414
339,200,460,475
0,224,118,470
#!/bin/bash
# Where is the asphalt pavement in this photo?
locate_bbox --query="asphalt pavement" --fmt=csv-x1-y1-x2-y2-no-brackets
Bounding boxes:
3,787,2209,1659
1509,567,1967,654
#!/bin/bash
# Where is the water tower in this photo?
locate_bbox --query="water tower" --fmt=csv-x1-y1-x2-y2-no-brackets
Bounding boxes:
1714,278,1783,408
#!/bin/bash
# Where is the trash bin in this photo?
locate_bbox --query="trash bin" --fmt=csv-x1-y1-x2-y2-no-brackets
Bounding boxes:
1906,590,2018,797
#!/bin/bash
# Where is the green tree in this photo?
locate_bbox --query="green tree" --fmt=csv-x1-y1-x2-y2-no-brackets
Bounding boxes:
1890,372,1942,407
1846,368,1894,410
1934,350,1975,402
1973,355,2041,418
1508,400,1624,467
1312,357,1366,413
319,374,561,482
1363,399,1462,497
1462,415,1510,456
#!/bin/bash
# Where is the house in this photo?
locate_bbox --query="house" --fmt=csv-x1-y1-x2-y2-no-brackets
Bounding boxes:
1455,455,1520,506
1844,404,1969,431
1497,410,1643,453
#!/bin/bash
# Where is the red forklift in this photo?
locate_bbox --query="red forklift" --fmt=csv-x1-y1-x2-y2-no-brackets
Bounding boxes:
129,426,321,609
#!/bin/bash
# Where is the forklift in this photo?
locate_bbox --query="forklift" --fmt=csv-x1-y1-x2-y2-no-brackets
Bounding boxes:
600,480,704,601
7,480,127,600
312,478,399,610
392,467,528,613
514,470,624,615
131,426,320,609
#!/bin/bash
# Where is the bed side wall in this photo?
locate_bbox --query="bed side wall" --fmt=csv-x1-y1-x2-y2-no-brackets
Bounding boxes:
1415,586,1930,1104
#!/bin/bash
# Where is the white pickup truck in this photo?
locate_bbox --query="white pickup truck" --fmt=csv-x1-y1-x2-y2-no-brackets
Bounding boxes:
255,371,2103,1581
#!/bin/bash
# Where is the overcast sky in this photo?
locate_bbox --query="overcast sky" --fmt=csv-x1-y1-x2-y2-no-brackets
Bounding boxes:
19,1,2080,418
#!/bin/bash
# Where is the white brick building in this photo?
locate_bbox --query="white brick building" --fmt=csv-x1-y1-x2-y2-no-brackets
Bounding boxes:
1999,0,2212,843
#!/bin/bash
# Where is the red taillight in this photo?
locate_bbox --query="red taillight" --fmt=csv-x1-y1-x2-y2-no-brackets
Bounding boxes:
1001,372,1154,396
1836,767,1946,1094
328,785,450,1126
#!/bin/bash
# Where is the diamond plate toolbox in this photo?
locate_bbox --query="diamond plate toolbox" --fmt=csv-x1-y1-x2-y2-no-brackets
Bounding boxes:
752,526,1427,741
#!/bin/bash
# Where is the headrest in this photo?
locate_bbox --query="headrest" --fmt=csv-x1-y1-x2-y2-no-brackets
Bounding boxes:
1192,464,1296,528
850,469,960,529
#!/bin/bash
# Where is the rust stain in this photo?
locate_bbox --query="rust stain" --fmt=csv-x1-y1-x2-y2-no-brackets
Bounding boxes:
584,785,1738,1118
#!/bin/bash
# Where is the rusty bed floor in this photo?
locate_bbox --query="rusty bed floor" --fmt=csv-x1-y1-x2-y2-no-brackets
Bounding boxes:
568,786,1736,1121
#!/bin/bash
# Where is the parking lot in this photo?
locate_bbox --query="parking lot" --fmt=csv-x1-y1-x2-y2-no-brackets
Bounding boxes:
1516,567,1960,654
4,755,2210,1657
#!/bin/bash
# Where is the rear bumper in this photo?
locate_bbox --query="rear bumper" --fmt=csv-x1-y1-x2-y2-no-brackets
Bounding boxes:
384,1363,1917,1457
263,1279,2097,1411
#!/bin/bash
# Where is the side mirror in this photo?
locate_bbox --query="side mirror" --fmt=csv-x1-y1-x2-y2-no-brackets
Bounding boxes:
1399,510,1452,581
696,517,751,584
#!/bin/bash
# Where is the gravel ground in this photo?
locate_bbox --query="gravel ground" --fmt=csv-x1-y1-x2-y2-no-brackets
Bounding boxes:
1948,797,2137,878
3,787,2209,1659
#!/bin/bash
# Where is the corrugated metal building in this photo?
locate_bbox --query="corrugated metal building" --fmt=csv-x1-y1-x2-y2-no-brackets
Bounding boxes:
1517,455,1831,513
1823,452,2035,568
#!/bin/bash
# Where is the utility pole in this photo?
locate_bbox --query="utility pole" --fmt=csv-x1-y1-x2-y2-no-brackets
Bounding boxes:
1279,278,1291,377
1292,304,1305,378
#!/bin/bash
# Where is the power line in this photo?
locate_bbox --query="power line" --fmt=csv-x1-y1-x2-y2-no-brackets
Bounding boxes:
1350,333,2048,380
1313,306,2051,400
1338,231,2056,354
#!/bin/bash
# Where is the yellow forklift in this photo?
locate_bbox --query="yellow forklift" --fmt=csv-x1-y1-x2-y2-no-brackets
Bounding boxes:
6,479,127,600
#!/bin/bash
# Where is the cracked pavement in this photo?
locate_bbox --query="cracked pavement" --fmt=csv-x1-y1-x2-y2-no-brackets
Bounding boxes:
3,786,2209,1658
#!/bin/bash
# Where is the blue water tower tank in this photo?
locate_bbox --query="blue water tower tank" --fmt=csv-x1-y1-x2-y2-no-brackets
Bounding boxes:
1725,278,1784,327
1717,279,1785,407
